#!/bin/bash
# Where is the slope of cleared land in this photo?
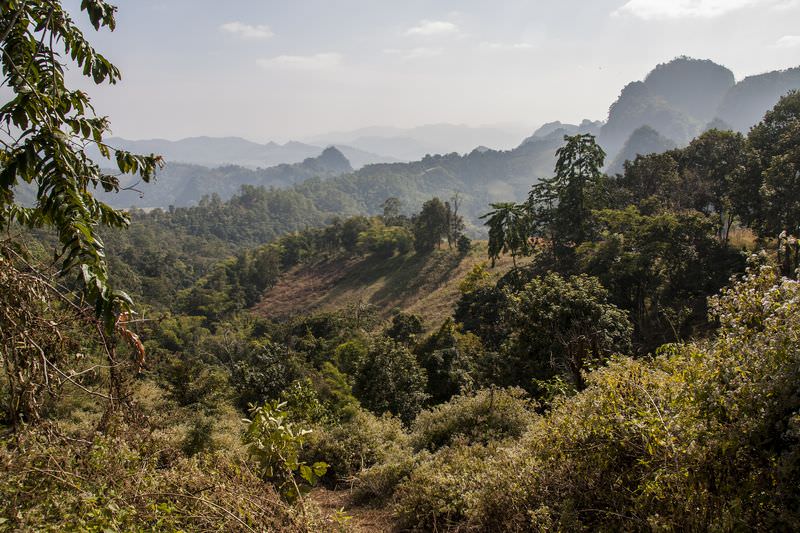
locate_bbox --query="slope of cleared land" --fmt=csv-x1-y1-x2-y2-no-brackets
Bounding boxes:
253,241,523,328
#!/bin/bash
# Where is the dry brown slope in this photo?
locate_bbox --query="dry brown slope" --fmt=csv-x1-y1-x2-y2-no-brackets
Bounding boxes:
252,241,522,328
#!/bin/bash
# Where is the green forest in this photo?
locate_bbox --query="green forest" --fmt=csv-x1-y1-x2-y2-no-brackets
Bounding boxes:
3,2,800,532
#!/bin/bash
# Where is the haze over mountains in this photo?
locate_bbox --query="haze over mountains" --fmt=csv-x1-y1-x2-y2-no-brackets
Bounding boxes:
98,136,398,170
99,57,800,219
305,123,532,162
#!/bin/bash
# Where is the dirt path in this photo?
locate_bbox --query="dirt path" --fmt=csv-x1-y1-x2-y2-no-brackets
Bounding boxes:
310,487,395,532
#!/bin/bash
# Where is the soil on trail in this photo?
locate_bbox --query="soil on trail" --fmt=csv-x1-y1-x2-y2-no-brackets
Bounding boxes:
311,488,395,532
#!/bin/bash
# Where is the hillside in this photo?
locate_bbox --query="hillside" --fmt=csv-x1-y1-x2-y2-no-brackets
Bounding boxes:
254,242,521,328
97,147,354,208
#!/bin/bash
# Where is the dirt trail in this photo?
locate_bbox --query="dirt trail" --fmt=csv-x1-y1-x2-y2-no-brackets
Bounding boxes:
310,488,395,532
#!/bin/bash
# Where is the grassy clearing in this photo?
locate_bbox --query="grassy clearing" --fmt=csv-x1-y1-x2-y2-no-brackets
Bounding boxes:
254,241,525,330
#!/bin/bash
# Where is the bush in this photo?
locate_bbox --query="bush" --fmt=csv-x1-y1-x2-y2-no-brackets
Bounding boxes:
410,388,535,452
0,424,307,531
357,223,414,258
352,450,429,505
302,407,411,482
394,443,498,531
457,235,472,255
420,260,800,531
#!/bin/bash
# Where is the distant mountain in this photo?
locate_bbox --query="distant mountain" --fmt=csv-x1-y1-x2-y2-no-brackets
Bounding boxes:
307,123,531,161
643,57,735,122
607,125,678,176
98,146,354,208
716,67,800,133
599,81,700,160
520,119,603,146
94,136,396,170
598,58,798,161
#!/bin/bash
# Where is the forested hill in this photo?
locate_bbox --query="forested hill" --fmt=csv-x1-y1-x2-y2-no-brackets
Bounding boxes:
96,146,354,209
106,133,564,236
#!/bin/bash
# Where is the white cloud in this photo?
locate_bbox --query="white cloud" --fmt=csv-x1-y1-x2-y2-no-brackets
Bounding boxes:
405,20,459,37
775,35,800,47
612,0,767,19
479,41,535,51
221,21,274,40
772,0,800,9
384,47,444,60
256,53,342,70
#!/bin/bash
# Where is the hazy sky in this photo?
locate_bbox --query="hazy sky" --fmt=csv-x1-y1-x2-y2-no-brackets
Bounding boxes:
61,0,800,142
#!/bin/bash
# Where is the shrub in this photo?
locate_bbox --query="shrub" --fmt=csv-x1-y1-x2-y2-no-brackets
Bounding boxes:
410,388,535,452
243,401,328,501
302,407,411,482
352,450,429,505
444,260,800,531
457,235,472,255
0,425,307,531
394,443,498,531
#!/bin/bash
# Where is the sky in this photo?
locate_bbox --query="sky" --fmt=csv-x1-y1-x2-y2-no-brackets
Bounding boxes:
60,0,800,143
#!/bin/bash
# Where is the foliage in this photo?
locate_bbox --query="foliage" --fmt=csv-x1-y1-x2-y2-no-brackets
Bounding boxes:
502,272,632,391
481,201,530,267
415,319,480,403
302,407,411,482
413,197,449,253
393,443,498,531
243,401,328,501
456,234,472,255
395,259,800,531
528,133,607,266
579,206,742,351
410,388,535,452
0,425,304,531
230,339,303,410
353,338,429,424
746,90,800,238
0,0,161,330
357,220,414,257
384,312,424,345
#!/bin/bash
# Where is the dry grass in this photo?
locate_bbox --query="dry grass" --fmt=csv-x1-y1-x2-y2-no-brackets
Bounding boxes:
252,242,525,330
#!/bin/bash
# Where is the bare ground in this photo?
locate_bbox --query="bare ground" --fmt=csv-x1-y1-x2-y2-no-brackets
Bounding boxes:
309,487,396,532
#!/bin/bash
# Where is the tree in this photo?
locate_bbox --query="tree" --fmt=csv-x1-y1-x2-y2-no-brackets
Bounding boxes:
481,202,530,267
502,273,632,391
413,197,448,253
528,134,607,266
680,129,746,241
746,91,800,239
381,197,403,226
444,194,465,249
0,1,162,331
353,338,429,423
578,206,741,352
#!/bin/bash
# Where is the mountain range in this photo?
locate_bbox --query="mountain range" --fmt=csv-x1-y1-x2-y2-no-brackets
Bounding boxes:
94,137,398,170
87,57,800,220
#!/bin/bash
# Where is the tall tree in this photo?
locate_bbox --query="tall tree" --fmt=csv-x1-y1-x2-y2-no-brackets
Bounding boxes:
680,129,746,241
745,91,800,240
528,134,607,267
